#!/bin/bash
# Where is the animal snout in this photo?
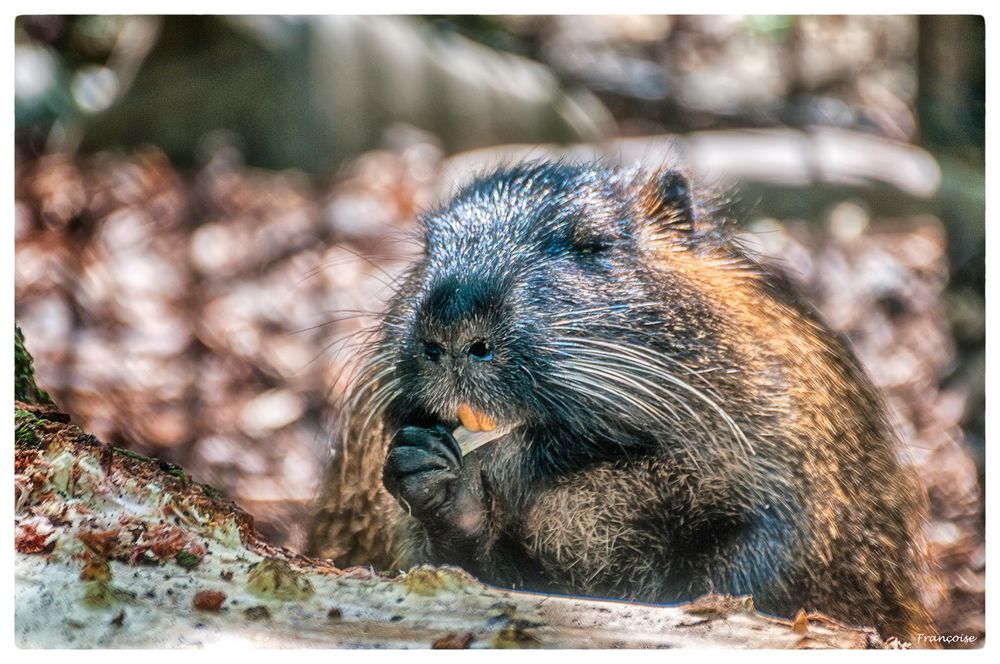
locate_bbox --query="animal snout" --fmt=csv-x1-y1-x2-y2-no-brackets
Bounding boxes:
416,273,504,364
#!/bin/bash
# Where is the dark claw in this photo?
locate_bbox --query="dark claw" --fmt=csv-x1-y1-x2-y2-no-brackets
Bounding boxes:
433,423,465,465
386,444,452,476
394,425,463,469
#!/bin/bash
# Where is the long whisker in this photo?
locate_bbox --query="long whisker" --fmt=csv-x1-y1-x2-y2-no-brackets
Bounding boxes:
308,324,384,372
565,361,685,423
542,371,640,460
552,336,754,458
549,367,707,473
562,358,727,452
290,310,393,336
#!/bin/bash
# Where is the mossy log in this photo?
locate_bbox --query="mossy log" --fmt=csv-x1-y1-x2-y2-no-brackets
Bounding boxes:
14,326,891,649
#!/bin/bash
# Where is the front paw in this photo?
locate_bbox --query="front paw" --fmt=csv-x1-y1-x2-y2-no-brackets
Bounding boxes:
382,425,464,520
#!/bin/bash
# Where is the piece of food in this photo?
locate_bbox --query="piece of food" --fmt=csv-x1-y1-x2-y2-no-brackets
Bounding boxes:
453,425,508,457
456,403,497,433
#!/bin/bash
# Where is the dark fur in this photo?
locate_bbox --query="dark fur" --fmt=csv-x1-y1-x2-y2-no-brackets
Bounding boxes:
310,161,934,642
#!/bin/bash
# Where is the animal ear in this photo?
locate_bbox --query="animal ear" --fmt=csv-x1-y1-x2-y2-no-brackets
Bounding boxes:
653,169,695,229
638,168,697,235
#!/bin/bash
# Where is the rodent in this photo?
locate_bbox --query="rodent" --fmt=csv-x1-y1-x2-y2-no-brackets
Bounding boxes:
306,161,935,642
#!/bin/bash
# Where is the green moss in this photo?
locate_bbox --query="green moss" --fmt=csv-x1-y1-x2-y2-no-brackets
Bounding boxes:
117,448,156,464
82,580,134,608
115,448,186,482
82,580,117,608
401,566,472,596
15,409,43,447
201,484,223,499
15,325,54,405
160,462,186,481
175,551,202,569
246,558,314,600
491,626,541,649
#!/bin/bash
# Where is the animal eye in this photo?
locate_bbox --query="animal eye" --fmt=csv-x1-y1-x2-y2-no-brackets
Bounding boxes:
572,237,609,255
568,220,614,256
422,340,445,362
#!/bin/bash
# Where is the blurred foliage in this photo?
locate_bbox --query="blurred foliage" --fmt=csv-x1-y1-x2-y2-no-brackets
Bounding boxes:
15,16,128,143
917,16,985,158
15,16,612,173
11,16,925,146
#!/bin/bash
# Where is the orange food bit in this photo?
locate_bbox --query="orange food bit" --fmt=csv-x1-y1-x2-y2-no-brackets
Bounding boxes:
477,412,496,432
456,403,496,432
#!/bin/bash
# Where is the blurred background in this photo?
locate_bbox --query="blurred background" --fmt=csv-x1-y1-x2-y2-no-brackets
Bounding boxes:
13,15,984,643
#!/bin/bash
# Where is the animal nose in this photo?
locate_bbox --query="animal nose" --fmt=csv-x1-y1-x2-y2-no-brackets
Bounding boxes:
419,337,494,363
417,273,501,364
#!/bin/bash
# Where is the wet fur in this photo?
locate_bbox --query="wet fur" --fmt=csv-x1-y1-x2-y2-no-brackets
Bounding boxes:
307,161,935,642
